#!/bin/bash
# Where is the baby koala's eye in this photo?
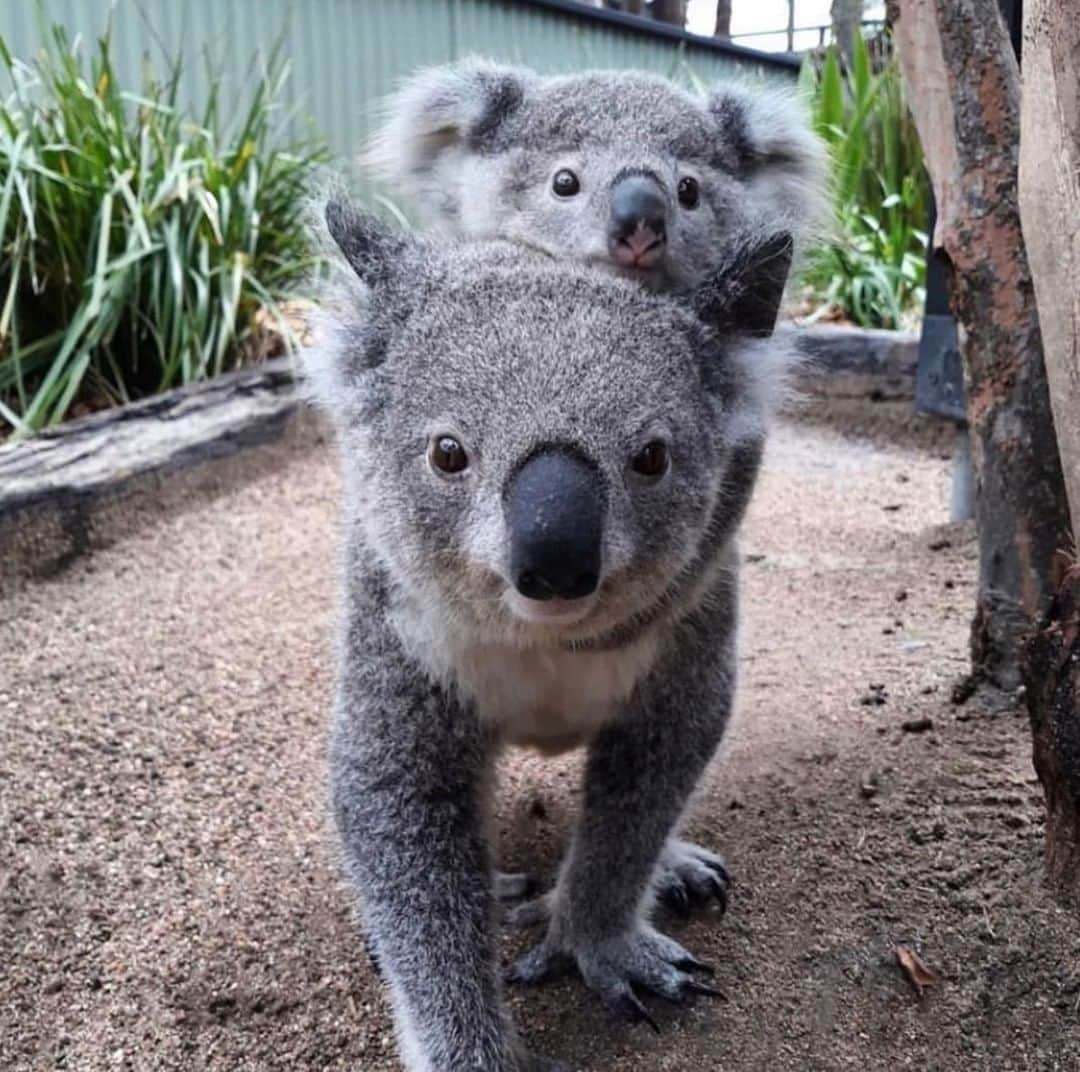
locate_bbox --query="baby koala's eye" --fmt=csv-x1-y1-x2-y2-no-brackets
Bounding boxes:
552,168,581,198
677,176,700,209
630,440,670,480
428,435,469,476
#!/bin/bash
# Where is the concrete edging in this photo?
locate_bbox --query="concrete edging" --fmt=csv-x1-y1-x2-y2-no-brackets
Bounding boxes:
791,323,919,401
0,358,322,586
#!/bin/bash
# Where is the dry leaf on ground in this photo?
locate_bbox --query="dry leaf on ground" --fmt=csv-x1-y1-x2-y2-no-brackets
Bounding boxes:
896,944,940,996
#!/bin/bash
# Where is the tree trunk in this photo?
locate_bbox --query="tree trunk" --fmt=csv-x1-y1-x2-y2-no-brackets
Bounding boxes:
714,0,733,38
831,0,864,61
1024,566,1080,903
889,0,1071,692
1018,1,1080,531
650,0,687,26
1018,0,1080,904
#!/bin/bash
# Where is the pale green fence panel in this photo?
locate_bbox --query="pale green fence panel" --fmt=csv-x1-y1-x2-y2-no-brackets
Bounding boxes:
2,0,796,177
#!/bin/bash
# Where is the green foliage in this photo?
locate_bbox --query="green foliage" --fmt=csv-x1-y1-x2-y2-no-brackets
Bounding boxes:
0,10,328,437
799,35,929,330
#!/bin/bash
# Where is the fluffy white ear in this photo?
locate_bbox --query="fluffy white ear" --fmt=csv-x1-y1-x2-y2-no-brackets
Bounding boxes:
708,82,829,243
363,59,531,188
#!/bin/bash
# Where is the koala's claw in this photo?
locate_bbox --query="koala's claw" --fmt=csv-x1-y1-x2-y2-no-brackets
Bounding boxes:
674,954,716,976
614,988,661,1033
652,839,731,918
658,881,692,919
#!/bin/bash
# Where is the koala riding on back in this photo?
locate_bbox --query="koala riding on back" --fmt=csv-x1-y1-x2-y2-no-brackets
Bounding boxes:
366,60,825,291
308,196,799,1071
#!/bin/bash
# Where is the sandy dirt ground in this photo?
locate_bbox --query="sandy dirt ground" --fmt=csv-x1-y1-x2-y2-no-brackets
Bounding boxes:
4,411,1080,1071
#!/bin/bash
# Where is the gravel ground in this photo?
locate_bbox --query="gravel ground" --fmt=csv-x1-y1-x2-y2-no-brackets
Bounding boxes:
4,414,1080,1071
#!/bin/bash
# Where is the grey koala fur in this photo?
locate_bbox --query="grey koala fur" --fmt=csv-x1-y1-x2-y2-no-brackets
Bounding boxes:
364,59,826,292
307,196,798,1071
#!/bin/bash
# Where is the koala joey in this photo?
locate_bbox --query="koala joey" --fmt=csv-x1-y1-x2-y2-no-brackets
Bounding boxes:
307,196,798,1071
365,59,825,292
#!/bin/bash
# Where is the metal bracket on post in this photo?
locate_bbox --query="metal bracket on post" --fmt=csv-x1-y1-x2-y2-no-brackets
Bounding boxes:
911,0,1019,524
914,197,973,520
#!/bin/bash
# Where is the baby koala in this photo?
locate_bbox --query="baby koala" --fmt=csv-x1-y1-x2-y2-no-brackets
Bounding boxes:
365,59,825,291
308,197,797,1071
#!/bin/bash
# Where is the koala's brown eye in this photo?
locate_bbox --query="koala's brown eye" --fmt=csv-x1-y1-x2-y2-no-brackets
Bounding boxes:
631,441,669,479
552,169,581,197
429,435,468,475
677,176,700,209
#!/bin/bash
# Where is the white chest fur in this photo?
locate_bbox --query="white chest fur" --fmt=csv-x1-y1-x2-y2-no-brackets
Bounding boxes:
393,594,663,753
453,634,662,753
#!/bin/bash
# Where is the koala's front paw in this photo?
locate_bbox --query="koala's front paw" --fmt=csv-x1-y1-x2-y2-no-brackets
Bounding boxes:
652,838,730,919
508,921,722,1029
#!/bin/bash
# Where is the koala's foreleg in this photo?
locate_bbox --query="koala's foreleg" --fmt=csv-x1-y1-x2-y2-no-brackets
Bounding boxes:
331,583,529,1071
508,591,737,1023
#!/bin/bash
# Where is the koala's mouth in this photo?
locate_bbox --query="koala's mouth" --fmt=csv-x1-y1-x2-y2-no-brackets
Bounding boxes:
610,229,666,272
503,589,598,628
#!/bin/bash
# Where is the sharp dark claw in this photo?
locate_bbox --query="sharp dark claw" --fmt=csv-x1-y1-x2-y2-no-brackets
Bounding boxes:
708,875,729,913
660,883,691,918
614,990,661,1034
674,956,715,976
701,858,732,884
686,979,727,1000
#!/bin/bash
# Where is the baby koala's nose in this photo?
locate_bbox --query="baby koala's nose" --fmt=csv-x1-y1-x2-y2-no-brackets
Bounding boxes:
608,173,667,268
507,449,603,603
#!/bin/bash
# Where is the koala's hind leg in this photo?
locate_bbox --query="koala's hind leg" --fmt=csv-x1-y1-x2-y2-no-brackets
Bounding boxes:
651,838,731,919
508,594,737,1024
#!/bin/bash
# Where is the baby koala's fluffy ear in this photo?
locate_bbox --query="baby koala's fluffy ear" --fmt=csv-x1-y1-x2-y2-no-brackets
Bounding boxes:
364,59,530,184
693,230,794,338
707,83,828,240
325,198,414,288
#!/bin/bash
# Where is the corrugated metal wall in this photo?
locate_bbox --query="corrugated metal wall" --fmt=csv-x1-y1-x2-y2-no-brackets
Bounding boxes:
3,0,795,179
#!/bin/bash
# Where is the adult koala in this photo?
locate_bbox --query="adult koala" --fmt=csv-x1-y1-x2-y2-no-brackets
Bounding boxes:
364,58,821,919
365,59,826,291
308,198,798,1071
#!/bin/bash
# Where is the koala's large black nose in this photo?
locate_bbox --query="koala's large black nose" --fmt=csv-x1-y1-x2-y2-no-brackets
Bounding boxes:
507,450,603,602
608,172,667,268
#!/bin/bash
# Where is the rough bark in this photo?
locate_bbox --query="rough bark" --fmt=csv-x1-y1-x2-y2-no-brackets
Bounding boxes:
831,0,864,61
650,0,687,26
890,0,1072,691
1018,0,1080,904
1024,567,1080,903
714,0,732,38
